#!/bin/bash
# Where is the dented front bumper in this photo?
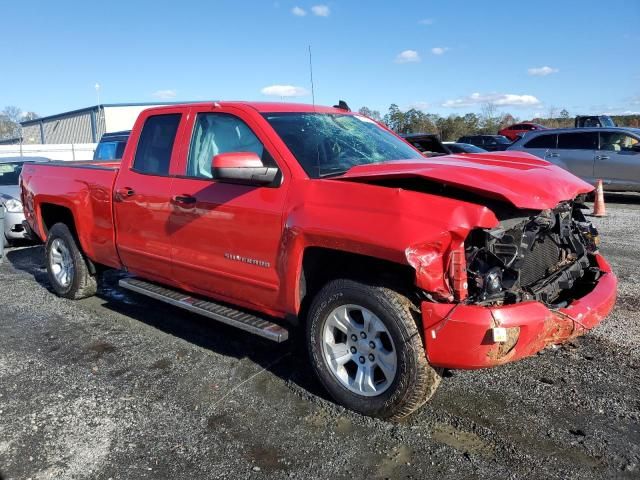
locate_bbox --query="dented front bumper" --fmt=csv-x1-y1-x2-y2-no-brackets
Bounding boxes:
421,254,617,369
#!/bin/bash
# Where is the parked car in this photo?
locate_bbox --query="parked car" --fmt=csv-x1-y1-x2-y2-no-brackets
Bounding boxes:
575,115,616,128
401,133,450,156
21,102,617,420
1,156,49,247
457,135,512,151
508,127,640,191
93,130,131,161
498,122,547,142
443,142,487,154
0,204,4,261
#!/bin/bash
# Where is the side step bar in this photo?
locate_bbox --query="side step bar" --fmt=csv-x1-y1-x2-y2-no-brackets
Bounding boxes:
118,278,289,343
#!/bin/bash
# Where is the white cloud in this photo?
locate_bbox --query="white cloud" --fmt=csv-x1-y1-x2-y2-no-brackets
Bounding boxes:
527,66,559,76
442,92,541,108
151,89,177,99
418,18,434,25
311,4,330,16
395,50,421,63
291,6,306,16
261,84,309,97
431,47,448,55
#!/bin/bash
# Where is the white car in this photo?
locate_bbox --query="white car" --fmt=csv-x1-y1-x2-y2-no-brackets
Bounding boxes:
0,156,49,246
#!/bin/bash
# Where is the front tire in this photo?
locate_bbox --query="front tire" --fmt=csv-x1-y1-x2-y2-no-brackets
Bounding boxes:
45,223,97,299
307,279,441,420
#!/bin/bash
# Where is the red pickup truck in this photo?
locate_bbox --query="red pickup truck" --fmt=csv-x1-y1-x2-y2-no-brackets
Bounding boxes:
21,102,617,420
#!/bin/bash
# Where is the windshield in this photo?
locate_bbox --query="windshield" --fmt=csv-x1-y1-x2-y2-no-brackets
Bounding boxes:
94,140,127,160
264,113,423,178
0,162,23,186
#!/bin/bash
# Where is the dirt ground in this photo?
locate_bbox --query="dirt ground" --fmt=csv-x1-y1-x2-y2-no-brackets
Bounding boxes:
0,194,638,479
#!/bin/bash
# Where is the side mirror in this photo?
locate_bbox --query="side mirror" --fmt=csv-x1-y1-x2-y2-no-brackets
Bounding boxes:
632,143,640,153
212,152,279,186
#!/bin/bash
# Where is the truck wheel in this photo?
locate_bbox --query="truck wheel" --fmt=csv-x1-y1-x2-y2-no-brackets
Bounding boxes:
307,279,441,420
45,223,97,299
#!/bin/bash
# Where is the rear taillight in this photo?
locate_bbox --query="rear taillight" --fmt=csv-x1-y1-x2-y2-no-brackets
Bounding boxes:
449,245,468,301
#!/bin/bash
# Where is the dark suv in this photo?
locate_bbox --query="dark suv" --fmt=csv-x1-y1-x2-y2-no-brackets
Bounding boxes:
457,135,511,151
401,133,450,157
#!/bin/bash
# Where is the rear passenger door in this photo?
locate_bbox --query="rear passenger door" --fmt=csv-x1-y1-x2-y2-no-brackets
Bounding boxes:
595,131,640,190
113,109,187,284
547,132,598,182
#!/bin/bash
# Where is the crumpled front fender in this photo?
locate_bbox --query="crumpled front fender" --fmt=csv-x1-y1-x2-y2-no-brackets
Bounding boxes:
405,231,453,301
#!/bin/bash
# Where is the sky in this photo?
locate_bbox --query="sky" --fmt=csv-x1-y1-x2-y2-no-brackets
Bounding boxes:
1,0,638,119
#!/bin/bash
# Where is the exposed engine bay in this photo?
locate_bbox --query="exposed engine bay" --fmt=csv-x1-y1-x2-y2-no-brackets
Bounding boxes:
465,201,602,307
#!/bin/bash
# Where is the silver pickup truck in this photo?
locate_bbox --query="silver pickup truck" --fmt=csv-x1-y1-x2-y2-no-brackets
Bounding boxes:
508,127,640,191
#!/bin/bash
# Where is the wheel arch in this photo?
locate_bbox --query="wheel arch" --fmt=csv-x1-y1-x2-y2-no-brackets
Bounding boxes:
39,202,96,274
297,247,416,322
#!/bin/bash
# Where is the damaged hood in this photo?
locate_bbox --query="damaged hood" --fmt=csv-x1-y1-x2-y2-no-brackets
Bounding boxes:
338,151,594,210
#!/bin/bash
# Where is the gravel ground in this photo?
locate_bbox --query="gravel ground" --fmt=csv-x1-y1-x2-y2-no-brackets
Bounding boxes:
0,195,638,480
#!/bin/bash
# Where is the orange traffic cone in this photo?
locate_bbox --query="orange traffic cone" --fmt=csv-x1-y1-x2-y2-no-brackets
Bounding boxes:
592,179,606,217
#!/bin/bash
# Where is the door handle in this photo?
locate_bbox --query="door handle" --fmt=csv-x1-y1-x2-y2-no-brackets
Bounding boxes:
547,153,560,158
115,187,135,201
172,194,197,206
595,155,610,160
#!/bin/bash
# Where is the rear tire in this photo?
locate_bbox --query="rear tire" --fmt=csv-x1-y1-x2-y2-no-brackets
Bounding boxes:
45,223,97,299
306,279,441,421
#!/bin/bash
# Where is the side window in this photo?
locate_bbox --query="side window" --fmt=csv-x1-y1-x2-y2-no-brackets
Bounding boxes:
133,114,181,175
524,134,557,149
557,132,597,150
599,132,639,152
187,113,274,179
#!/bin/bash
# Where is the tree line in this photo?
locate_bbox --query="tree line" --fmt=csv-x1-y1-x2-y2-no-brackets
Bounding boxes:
358,104,640,141
0,106,39,141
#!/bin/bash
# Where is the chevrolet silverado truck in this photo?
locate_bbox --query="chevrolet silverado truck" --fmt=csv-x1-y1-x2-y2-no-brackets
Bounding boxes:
21,102,617,420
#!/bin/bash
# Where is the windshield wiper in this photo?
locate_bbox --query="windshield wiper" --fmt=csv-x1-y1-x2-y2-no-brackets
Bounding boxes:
318,169,349,178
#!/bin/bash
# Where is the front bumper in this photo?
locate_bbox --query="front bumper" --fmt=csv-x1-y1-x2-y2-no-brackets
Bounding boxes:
3,210,28,240
421,254,617,369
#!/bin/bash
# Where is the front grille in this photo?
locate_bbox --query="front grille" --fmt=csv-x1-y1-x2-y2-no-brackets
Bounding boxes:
519,236,561,286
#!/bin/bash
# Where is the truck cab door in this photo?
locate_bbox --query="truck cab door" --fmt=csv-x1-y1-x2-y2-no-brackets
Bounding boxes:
113,109,188,284
168,106,289,313
595,131,640,190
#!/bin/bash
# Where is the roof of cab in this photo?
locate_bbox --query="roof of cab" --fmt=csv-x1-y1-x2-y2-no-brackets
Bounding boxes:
140,101,351,115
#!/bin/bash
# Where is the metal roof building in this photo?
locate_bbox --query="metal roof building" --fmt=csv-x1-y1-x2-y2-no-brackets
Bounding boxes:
20,103,172,144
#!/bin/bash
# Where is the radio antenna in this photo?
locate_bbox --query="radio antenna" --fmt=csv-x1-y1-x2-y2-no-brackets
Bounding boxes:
308,45,316,107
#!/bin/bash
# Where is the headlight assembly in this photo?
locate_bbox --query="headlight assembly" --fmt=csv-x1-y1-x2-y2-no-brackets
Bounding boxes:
4,198,23,213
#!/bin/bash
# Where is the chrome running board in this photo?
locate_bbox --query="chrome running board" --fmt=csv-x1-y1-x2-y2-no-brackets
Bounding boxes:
118,277,289,343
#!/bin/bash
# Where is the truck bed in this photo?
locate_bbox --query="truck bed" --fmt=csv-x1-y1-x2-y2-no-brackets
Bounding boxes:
21,160,122,268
